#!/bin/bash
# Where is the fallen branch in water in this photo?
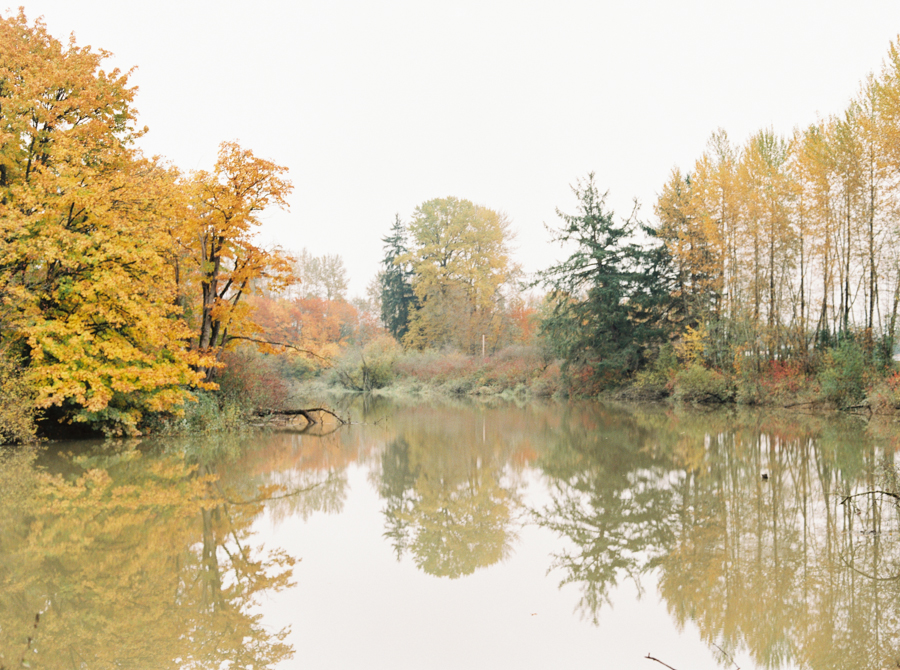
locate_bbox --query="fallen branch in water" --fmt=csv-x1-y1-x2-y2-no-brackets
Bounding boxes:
254,407,347,425
646,654,679,670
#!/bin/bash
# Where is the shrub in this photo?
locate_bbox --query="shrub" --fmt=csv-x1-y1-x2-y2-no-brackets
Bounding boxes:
440,376,477,395
816,340,872,407
169,390,247,434
478,346,542,389
634,343,679,390
867,370,900,412
332,336,402,391
672,363,732,403
769,360,800,390
334,343,556,396
395,349,479,384
531,362,562,397
216,349,292,411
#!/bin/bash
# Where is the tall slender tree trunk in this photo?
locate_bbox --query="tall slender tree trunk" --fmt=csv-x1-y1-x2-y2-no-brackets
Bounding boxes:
886,267,900,363
798,199,807,364
867,152,877,337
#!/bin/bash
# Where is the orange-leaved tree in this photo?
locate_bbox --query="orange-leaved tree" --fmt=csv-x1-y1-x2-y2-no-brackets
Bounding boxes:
183,142,295,378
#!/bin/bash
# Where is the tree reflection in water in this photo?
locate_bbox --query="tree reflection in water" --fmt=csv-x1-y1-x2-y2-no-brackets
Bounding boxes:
3,401,899,670
0,435,310,669
376,405,526,578
531,405,900,670
531,403,678,621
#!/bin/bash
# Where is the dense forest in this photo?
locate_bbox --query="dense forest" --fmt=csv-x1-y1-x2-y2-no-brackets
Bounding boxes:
3,11,900,440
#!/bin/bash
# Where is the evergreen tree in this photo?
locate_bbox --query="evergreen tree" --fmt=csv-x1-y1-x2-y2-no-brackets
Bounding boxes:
379,215,417,340
536,174,669,385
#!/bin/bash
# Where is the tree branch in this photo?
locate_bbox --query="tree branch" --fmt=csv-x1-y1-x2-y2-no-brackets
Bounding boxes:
224,335,331,362
840,490,900,505
255,407,347,425
645,655,679,670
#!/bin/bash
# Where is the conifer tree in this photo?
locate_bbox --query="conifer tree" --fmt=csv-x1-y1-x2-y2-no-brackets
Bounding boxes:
536,174,668,384
379,215,417,341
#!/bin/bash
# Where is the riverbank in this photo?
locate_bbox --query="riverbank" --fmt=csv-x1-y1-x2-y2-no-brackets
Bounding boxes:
314,342,900,416
7,340,899,445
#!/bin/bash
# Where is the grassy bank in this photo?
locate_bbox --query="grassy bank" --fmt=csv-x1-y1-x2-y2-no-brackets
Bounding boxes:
316,337,900,414
618,339,900,414
323,339,564,400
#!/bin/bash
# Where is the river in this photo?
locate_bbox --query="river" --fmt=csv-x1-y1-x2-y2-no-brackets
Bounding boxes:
0,397,898,669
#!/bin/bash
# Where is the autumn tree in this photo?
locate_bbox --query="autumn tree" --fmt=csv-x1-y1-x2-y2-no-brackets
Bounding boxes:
852,83,889,342
353,273,385,339
874,40,900,357
402,197,518,353
655,167,723,328
186,142,295,377
506,293,541,344
246,290,363,364
0,347,36,443
646,36,900,374
0,11,206,431
693,130,738,321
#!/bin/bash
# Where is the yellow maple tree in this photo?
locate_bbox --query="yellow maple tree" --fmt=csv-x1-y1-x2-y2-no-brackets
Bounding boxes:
0,11,208,432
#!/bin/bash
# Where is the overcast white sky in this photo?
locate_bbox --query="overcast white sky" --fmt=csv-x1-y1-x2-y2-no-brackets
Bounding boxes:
12,1,900,295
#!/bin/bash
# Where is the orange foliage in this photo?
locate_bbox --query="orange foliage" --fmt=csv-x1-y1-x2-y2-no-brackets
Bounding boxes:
507,299,539,344
247,293,385,366
186,142,295,364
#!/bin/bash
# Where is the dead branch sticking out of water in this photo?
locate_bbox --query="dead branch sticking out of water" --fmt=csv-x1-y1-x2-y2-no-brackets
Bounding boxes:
645,654,679,670
254,407,347,425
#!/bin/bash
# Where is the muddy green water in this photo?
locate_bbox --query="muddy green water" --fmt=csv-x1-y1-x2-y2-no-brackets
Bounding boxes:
1,398,899,669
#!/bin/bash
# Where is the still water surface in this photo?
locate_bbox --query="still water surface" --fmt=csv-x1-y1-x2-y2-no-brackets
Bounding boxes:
1,398,899,669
